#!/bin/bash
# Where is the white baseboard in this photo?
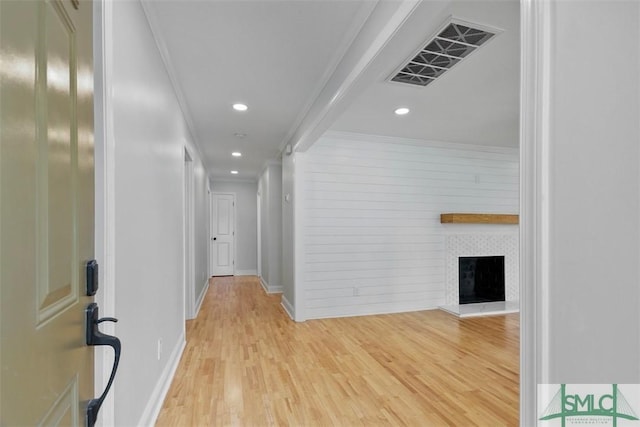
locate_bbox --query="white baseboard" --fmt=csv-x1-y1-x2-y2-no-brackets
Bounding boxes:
259,277,269,293
306,304,437,321
194,279,209,317
259,276,283,294
281,295,295,320
136,333,186,426
235,269,257,276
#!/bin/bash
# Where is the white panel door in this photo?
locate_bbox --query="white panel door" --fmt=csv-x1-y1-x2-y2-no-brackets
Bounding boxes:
211,193,235,276
1,0,97,424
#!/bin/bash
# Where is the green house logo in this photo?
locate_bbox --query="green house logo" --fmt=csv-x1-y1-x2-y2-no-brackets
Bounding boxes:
540,384,639,427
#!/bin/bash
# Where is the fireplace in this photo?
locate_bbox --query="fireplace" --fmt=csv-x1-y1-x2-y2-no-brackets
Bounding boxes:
441,231,518,316
458,256,505,304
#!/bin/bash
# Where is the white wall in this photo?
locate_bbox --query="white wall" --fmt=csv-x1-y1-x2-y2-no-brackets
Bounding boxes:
542,1,640,383
108,1,209,424
210,180,258,275
258,164,283,293
298,132,519,320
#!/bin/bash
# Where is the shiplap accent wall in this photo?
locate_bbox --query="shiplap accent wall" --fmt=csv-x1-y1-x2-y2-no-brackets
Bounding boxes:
300,132,519,319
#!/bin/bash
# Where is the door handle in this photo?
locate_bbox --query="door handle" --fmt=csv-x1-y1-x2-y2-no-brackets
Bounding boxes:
85,303,121,427
213,237,217,241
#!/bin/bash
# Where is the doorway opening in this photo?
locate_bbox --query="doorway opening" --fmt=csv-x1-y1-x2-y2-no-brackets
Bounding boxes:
256,191,262,278
184,148,195,320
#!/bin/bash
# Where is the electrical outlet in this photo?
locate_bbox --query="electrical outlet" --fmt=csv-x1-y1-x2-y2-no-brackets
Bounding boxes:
353,287,359,296
157,338,162,360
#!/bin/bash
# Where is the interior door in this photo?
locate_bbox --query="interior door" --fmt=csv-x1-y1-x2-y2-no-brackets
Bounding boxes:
1,0,96,425
211,193,235,276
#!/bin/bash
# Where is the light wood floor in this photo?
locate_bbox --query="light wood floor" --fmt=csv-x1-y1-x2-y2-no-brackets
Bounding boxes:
156,276,519,426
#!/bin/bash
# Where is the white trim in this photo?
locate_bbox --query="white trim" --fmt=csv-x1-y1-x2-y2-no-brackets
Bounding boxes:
292,153,307,322
93,0,116,425
256,190,262,278
235,269,257,276
206,183,211,286
183,148,195,321
281,296,295,321
260,277,283,294
136,333,186,427
310,306,437,321
193,279,209,318
520,0,550,425
207,190,215,279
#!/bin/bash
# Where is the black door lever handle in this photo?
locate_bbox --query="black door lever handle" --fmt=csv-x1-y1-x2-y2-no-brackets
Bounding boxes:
85,303,121,427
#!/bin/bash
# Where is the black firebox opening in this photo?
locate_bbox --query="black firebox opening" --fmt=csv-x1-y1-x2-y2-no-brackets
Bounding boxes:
458,256,505,304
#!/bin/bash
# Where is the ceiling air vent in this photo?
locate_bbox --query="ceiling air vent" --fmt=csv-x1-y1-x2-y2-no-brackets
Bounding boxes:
389,18,501,87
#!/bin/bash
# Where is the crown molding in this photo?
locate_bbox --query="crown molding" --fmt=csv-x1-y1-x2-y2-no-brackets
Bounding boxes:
140,1,207,165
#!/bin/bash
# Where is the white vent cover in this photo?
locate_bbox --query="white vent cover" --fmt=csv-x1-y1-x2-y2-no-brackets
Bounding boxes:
390,18,501,87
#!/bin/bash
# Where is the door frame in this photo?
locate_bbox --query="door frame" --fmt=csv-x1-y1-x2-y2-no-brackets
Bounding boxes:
94,0,116,425
256,191,262,278
183,148,195,320
210,192,237,276
520,0,547,424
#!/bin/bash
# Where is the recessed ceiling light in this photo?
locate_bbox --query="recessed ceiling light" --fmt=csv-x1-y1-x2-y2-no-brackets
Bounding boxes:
232,152,242,157
230,170,239,174
394,107,410,115
232,103,248,112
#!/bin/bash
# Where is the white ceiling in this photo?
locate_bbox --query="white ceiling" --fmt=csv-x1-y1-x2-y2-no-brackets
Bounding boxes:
144,0,519,180
331,0,520,147
144,0,373,180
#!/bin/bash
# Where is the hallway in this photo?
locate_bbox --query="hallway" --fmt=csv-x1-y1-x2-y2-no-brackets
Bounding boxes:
156,276,518,426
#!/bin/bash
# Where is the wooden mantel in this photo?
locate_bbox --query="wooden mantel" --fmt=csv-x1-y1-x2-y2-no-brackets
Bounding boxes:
440,213,519,225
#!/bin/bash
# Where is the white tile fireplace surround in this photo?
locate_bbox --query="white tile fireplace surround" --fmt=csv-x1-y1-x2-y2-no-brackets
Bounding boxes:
440,224,519,317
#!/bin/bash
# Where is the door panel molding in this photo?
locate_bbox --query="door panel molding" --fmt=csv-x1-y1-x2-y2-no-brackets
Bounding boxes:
38,375,79,427
36,0,79,326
